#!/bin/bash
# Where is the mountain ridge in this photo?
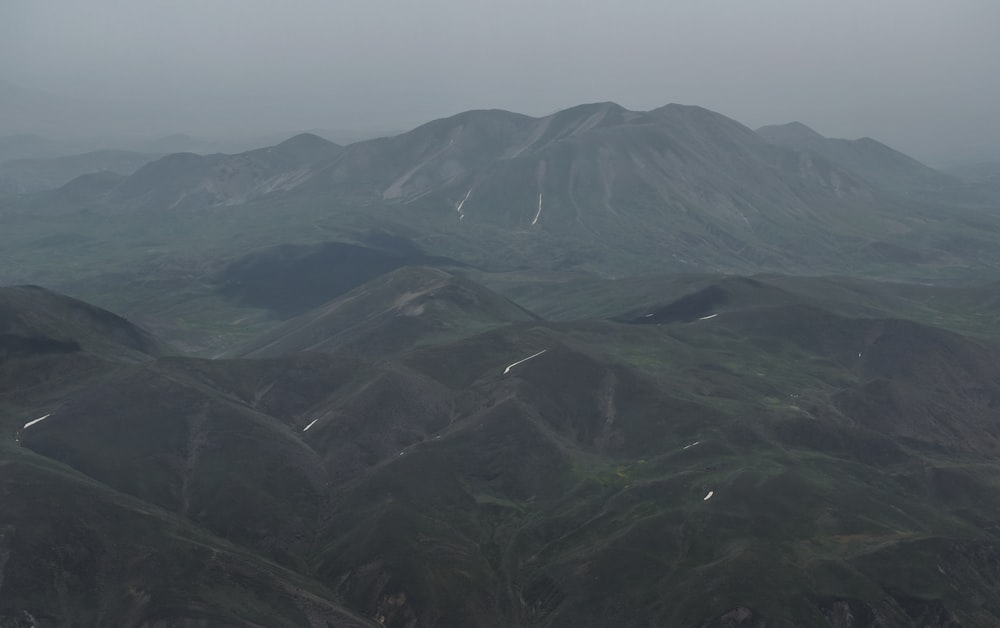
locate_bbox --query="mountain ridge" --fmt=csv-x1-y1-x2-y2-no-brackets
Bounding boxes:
756,121,960,194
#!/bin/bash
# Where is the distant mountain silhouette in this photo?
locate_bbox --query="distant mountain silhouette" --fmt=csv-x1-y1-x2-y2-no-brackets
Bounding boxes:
757,121,959,193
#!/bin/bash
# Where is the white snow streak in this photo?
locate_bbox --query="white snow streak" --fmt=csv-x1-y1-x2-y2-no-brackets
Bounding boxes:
503,349,547,375
23,414,50,430
455,188,472,218
703,491,714,501
682,440,700,450
531,193,542,225
644,313,654,318
698,313,719,321
302,418,319,432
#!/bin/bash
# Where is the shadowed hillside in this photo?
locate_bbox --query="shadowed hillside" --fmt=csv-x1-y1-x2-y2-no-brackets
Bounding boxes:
216,241,465,318
0,285,166,362
756,121,960,194
6,274,1000,626
232,266,539,358
5,97,1000,626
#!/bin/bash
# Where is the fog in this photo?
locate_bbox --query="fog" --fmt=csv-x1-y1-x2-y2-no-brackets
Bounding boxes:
2,0,998,164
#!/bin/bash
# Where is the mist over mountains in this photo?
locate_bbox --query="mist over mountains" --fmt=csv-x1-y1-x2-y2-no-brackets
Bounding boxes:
4,100,997,296
3,96,1000,627
0,80,399,156
4,0,1000,623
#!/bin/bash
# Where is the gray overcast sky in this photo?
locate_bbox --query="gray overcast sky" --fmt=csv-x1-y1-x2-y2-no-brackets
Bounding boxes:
2,0,998,163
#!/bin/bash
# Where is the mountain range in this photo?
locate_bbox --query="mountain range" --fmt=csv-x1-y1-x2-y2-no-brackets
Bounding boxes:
3,100,1000,626
3,100,999,351
5,268,1000,626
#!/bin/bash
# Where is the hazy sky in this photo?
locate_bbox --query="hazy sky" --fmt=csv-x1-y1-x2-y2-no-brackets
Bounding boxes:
2,0,998,163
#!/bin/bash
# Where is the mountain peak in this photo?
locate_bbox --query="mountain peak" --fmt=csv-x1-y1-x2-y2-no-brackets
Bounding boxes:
273,132,343,161
651,102,731,118
553,101,626,115
756,121,826,145
277,132,339,151
545,101,631,124
648,103,758,134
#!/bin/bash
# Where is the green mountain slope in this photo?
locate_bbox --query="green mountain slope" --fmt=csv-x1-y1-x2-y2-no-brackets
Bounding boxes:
7,275,1000,626
0,446,377,628
0,292,375,627
7,98,1000,627
305,310,1000,627
0,285,167,362
482,271,1000,340
232,266,538,358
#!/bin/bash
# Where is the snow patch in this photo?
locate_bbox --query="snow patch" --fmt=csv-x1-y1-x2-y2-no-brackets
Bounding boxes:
302,418,319,432
503,349,547,375
456,188,472,218
697,313,718,321
683,440,700,450
703,491,714,501
531,193,542,225
23,414,50,430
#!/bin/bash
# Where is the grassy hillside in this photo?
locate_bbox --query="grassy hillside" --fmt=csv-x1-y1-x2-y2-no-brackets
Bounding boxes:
6,273,1000,626
4,100,1000,626
232,266,538,358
